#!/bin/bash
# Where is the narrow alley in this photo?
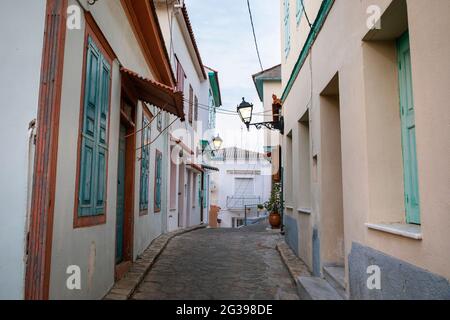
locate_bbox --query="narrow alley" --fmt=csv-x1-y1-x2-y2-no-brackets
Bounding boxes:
131,224,299,300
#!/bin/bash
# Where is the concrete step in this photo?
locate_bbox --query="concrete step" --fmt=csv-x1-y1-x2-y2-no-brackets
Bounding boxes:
323,265,348,300
296,276,343,300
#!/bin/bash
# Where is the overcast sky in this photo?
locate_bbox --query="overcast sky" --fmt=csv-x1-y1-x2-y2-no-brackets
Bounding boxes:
185,0,281,151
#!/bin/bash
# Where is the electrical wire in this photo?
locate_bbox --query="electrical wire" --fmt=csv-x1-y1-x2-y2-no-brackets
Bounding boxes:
246,0,264,71
301,0,312,28
137,116,180,151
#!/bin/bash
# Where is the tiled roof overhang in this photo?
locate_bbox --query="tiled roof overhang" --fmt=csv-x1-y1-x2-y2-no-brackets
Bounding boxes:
181,5,207,80
121,67,185,121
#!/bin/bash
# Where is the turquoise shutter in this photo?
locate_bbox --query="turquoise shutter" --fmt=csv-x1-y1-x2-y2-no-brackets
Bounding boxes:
155,152,162,211
140,116,150,211
397,32,420,224
284,0,291,57
78,36,111,216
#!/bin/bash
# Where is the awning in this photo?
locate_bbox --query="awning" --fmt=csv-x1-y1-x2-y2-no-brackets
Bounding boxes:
202,164,220,172
120,67,185,121
187,163,204,173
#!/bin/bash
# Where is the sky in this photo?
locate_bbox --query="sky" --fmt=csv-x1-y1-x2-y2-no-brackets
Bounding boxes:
184,0,281,152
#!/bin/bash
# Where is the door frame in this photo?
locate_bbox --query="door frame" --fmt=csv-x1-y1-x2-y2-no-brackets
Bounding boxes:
115,88,137,280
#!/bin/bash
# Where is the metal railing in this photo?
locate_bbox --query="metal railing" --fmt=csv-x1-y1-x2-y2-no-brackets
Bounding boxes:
244,205,268,227
226,196,261,210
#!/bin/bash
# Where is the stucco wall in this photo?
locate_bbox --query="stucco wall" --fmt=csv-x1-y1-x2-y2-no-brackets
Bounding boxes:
50,1,167,299
280,0,450,296
0,0,46,300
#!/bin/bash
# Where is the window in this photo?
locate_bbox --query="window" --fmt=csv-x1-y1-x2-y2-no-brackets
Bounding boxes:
296,0,303,25
192,173,197,208
232,217,245,228
139,112,151,213
157,111,163,132
194,95,199,122
284,0,291,57
175,56,185,92
234,178,255,196
397,32,420,224
154,150,163,213
188,85,194,124
76,35,111,219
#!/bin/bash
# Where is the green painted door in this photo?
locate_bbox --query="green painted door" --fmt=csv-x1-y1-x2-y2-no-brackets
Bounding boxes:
116,124,126,263
397,32,420,224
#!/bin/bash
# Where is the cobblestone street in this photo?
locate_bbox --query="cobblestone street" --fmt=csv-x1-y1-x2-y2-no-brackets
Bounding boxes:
131,224,299,300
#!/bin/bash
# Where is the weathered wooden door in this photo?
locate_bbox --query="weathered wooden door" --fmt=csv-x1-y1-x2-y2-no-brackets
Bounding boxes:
397,32,420,224
116,124,126,263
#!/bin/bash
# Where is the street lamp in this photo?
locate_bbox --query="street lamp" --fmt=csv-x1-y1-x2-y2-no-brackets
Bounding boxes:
236,97,284,135
212,135,223,151
237,98,254,130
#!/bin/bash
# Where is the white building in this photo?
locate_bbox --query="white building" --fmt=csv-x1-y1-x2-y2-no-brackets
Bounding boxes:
210,148,272,228
155,1,220,232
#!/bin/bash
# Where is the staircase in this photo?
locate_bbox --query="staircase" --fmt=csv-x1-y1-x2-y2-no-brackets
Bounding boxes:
296,265,348,300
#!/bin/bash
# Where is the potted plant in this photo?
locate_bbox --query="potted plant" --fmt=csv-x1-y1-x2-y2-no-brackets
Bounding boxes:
264,183,282,229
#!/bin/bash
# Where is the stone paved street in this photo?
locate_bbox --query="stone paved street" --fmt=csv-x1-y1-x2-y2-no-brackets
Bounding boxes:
131,224,299,300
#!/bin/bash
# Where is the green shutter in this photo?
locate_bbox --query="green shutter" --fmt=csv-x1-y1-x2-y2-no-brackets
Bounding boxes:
140,116,150,211
397,32,421,225
78,36,111,217
284,0,291,57
155,151,162,211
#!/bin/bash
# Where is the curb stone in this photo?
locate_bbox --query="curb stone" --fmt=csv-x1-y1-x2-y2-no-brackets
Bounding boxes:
104,224,206,300
276,240,311,281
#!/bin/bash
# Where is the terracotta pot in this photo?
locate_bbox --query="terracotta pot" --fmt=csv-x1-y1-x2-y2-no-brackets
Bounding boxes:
269,212,281,229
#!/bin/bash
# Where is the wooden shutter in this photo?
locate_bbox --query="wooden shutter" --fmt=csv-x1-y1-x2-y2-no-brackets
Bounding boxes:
154,151,163,212
284,0,291,57
140,115,150,211
176,57,185,92
397,32,421,224
78,36,111,216
194,96,198,122
188,85,194,124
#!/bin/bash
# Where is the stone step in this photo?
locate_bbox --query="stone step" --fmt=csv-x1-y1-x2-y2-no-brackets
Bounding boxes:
296,276,343,300
323,265,348,299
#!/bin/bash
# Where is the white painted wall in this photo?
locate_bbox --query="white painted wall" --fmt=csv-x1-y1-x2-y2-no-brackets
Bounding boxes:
0,0,46,300
211,157,271,228
156,2,211,230
49,0,168,299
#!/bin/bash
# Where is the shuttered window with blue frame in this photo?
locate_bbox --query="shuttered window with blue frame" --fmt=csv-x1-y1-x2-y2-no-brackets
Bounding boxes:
139,113,151,212
154,150,163,212
78,36,111,217
284,0,291,57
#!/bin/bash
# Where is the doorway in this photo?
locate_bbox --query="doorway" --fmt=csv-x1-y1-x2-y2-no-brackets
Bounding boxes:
178,164,185,228
115,97,136,280
320,73,345,267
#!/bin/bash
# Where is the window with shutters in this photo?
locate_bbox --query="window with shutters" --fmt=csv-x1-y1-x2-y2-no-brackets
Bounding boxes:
139,111,152,214
154,150,163,213
284,0,291,58
75,34,112,224
188,85,194,124
175,55,185,92
194,95,198,122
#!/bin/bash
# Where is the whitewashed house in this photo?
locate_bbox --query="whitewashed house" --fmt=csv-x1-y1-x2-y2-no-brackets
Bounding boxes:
210,148,272,228
155,1,220,231
0,0,185,300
